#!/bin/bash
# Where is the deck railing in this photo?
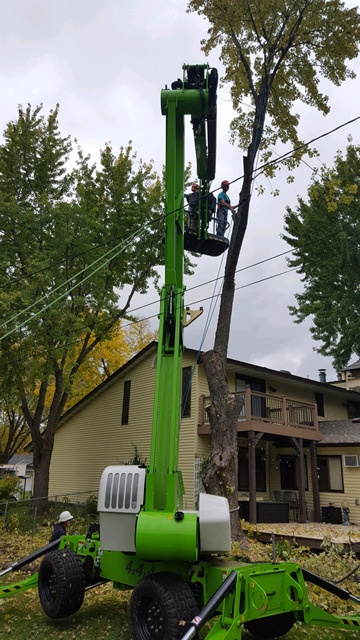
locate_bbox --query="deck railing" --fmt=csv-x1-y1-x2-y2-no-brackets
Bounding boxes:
199,389,318,432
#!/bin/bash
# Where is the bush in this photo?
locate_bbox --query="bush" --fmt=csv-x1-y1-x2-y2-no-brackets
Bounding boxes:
82,494,98,516
0,475,22,501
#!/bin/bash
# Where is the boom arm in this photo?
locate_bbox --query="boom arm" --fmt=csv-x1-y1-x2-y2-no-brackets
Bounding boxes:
145,64,215,513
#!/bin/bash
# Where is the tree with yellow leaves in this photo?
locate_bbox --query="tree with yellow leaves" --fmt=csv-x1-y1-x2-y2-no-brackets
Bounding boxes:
59,317,157,409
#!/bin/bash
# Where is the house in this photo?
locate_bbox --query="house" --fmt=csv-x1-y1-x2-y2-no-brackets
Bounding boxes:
49,342,360,525
0,454,34,496
331,359,360,394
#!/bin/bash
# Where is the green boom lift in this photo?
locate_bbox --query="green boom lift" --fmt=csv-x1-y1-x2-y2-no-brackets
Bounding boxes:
1,64,360,640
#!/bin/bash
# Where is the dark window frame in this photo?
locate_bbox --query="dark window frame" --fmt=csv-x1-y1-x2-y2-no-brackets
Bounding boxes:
238,447,266,492
317,455,344,493
121,380,131,425
315,392,325,417
182,366,192,418
280,454,308,490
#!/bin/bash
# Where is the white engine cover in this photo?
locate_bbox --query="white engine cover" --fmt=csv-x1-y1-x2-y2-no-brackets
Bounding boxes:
198,493,231,554
97,465,146,552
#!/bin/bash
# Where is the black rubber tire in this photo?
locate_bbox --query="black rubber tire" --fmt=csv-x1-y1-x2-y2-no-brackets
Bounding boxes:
130,572,198,640
244,612,295,639
38,549,86,619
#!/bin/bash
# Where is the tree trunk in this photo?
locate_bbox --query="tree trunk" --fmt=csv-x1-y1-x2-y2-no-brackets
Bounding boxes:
32,444,53,512
22,374,67,514
202,151,259,542
201,350,245,540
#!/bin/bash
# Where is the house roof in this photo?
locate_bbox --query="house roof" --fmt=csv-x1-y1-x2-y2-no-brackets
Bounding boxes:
8,454,33,466
318,419,360,446
57,341,360,428
343,359,360,372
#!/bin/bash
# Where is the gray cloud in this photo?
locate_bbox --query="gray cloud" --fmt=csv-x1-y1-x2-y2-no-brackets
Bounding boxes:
0,0,359,382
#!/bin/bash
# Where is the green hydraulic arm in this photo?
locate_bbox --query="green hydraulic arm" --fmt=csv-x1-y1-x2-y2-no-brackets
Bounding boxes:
1,64,360,640
145,65,215,511
142,64,214,515
135,64,220,561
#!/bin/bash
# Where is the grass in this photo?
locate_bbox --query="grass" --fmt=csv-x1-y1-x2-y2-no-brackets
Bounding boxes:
2,585,359,640
1,583,131,639
1,524,360,639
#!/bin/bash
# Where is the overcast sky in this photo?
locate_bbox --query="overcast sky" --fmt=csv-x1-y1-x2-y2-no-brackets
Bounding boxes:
1,0,359,382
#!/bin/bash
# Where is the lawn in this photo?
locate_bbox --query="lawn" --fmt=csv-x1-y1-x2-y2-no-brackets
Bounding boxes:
2,585,359,640
1,521,360,639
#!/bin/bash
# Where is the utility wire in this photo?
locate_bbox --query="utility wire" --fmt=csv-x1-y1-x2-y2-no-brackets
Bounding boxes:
4,264,299,363
0,226,144,340
1,115,358,292
4,223,359,348
1,115,359,341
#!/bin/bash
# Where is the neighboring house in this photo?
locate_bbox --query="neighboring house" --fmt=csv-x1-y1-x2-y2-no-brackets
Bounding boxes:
331,359,360,394
0,454,34,496
49,342,360,525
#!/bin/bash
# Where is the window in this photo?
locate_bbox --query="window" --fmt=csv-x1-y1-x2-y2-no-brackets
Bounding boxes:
280,455,308,490
347,401,360,419
315,392,324,417
121,380,131,425
317,455,343,492
238,447,266,492
182,366,192,418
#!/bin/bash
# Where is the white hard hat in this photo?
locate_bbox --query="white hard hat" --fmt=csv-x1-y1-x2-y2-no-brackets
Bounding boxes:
59,510,73,523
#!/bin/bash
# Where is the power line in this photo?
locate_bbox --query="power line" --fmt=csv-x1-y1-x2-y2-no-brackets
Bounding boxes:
0,226,143,336
6,223,360,363
1,114,359,345
3,264,300,364
1,114,358,293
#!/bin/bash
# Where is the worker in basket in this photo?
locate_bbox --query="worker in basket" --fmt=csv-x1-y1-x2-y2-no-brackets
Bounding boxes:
217,179,236,236
186,183,217,232
185,183,200,230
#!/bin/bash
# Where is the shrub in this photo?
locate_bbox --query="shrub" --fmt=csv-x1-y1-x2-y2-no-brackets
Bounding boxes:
0,475,22,501
82,494,98,516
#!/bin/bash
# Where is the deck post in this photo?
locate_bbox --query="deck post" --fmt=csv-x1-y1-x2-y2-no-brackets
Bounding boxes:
310,441,321,522
282,396,287,427
291,437,306,523
248,431,257,524
248,431,264,524
245,386,252,422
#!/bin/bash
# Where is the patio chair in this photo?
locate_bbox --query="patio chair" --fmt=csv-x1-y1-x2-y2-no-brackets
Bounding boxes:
283,490,299,521
273,490,285,503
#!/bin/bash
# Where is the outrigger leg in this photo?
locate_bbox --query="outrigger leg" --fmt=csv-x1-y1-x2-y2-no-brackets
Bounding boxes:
0,539,61,599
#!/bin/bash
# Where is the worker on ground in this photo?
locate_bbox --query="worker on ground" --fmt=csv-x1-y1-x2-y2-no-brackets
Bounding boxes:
185,183,200,231
217,180,236,236
49,510,73,542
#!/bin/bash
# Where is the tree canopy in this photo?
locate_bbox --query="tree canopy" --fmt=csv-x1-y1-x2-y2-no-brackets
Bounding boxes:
283,143,360,372
0,104,164,505
187,0,360,536
189,0,360,180
0,402,30,464
40,317,158,411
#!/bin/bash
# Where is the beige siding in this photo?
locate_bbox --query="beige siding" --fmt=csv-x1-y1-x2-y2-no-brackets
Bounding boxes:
317,446,360,526
50,350,201,508
267,443,360,525
49,351,157,497
178,353,199,506
50,347,360,520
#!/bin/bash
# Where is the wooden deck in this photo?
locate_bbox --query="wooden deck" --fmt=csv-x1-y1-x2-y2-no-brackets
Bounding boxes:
198,389,321,441
241,521,360,553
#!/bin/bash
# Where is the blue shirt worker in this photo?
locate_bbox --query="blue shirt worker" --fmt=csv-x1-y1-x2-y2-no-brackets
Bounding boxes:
49,510,73,543
217,180,236,236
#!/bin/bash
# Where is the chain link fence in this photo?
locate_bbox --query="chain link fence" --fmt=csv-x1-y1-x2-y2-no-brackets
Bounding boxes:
0,490,99,537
